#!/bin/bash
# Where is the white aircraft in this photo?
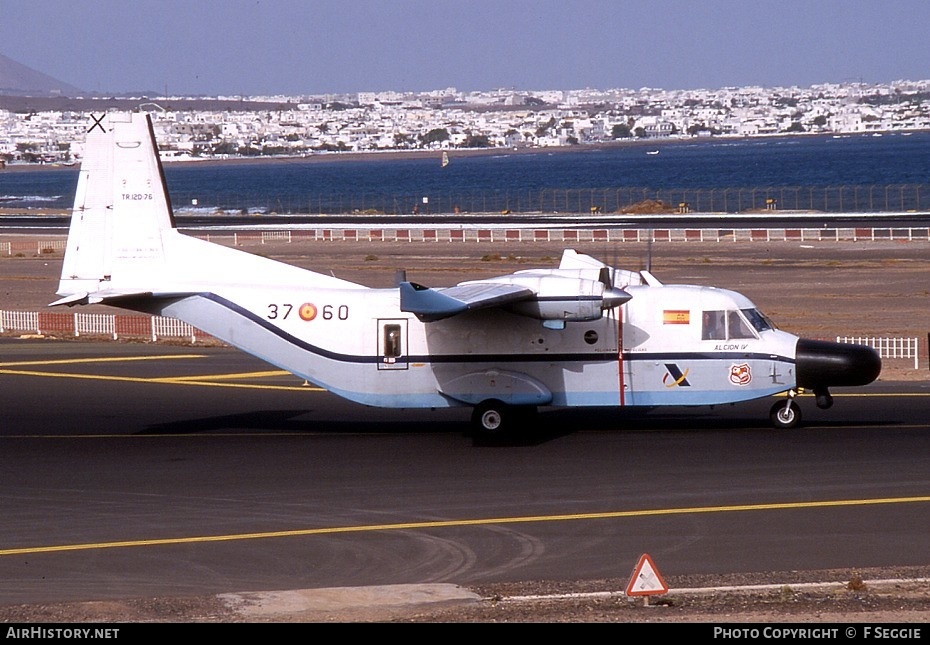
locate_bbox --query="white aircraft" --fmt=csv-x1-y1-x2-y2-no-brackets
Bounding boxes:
53,112,881,435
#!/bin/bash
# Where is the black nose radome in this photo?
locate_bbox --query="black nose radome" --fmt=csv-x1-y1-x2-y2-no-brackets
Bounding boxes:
795,338,882,389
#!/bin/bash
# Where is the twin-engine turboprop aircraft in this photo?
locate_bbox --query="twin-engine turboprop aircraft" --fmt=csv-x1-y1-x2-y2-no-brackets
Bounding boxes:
53,112,881,435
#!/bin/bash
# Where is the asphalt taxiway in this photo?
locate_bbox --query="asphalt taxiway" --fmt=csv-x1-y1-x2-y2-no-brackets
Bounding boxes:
1,338,928,609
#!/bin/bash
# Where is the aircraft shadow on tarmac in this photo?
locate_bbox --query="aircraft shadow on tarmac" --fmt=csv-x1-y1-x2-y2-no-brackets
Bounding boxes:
133,405,897,446
136,408,567,446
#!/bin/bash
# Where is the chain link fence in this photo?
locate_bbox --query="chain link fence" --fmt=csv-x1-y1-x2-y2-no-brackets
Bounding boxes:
169,184,930,216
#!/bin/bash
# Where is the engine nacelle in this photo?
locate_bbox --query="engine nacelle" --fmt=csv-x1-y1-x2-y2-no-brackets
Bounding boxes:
399,267,631,323
488,270,630,322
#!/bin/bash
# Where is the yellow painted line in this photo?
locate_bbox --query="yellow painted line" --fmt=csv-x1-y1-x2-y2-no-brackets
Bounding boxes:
2,495,928,557
0,368,321,392
0,368,170,385
0,355,317,389
0,355,205,367
153,378,321,392
792,392,930,399
787,391,930,398
832,392,930,398
163,370,291,382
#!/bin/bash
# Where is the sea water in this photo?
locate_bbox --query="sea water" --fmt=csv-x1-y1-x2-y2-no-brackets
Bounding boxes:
1,132,928,214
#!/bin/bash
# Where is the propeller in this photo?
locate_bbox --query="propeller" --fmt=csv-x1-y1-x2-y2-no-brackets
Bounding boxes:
598,265,630,310
645,231,653,273
600,250,626,404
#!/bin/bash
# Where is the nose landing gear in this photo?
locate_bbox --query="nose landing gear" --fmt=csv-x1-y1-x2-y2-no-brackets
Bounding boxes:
770,389,802,429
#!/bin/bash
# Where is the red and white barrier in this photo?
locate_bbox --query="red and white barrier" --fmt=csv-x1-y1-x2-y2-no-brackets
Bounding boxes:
5,226,930,256
1,310,211,344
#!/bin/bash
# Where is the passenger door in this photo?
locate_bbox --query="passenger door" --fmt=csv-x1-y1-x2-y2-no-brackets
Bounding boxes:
378,318,409,370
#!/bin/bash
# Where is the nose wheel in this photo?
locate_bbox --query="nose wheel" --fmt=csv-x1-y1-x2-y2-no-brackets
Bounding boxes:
770,395,802,429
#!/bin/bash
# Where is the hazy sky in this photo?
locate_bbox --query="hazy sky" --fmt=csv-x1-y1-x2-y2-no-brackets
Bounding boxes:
3,0,929,96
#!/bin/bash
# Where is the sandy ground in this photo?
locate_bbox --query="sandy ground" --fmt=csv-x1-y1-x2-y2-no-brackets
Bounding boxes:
1,569,928,623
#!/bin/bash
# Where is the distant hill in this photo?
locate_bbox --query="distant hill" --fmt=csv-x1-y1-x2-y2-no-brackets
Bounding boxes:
0,53,83,97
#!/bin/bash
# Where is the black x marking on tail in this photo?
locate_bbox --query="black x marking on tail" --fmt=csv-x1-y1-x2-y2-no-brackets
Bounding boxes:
87,113,106,133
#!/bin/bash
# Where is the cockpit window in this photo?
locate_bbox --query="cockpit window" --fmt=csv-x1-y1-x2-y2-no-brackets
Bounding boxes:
702,309,762,340
741,308,775,332
702,310,725,340
727,310,755,339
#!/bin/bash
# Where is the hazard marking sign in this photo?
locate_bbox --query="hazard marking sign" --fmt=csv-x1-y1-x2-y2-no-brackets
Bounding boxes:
625,553,669,596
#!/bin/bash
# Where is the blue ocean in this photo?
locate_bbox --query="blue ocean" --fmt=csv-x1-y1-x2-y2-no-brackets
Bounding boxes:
2,132,929,214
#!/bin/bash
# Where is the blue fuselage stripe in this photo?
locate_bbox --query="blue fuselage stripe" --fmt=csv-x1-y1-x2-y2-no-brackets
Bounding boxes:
201,293,796,366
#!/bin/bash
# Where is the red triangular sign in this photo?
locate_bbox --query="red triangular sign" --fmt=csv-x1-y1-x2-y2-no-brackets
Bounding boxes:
625,553,669,596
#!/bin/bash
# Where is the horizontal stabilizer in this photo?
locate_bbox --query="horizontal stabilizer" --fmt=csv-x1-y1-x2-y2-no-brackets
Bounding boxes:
400,281,533,321
50,289,195,307
49,292,91,307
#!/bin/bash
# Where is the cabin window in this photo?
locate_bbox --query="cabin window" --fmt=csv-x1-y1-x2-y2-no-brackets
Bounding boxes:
383,324,402,358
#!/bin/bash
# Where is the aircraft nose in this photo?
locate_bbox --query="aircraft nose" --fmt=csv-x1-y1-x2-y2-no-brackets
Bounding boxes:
795,338,881,389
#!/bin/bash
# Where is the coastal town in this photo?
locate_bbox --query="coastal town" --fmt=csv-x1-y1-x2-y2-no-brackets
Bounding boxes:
1,79,929,165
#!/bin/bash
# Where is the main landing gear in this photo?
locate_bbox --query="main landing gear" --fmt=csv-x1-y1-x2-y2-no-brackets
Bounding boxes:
471,400,538,437
473,400,508,435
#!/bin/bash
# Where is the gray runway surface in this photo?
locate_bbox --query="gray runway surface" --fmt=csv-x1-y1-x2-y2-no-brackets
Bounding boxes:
1,338,928,612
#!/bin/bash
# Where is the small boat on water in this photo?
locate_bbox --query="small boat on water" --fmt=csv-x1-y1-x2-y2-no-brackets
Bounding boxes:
646,150,659,155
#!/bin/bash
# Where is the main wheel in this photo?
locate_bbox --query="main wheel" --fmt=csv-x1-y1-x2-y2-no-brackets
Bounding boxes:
472,400,510,437
769,400,801,429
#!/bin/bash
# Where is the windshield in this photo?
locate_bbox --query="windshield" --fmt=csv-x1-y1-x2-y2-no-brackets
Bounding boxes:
741,308,775,332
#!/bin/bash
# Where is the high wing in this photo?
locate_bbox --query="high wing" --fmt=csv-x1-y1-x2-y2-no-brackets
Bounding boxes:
400,249,634,325
399,280,535,322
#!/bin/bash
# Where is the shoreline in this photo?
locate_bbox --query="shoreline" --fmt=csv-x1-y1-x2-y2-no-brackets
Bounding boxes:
1,137,667,172
5,130,918,172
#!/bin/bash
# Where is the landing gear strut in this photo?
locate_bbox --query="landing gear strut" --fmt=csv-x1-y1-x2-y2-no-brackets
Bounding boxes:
770,390,802,429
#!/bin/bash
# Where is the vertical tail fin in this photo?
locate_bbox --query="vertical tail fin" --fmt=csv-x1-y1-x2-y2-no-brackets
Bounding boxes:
55,111,176,304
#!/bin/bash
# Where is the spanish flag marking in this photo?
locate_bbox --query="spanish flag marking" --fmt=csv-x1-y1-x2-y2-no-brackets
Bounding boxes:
663,310,690,324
